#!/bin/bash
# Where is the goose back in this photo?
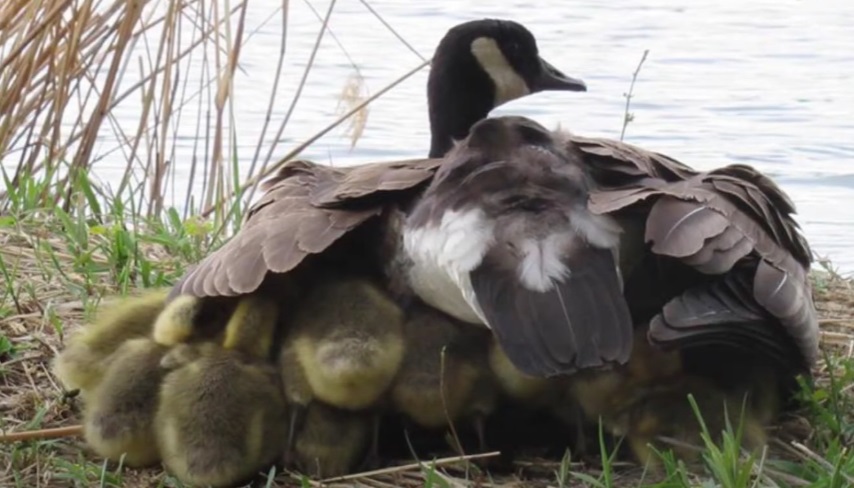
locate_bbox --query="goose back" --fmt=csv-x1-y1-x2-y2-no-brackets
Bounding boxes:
170,130,819,375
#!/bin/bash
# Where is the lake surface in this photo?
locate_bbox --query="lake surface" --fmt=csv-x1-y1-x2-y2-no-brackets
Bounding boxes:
33,1,854,272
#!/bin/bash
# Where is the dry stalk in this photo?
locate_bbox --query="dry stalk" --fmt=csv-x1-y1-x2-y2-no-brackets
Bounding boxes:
147,0,182,218
318,451,500,484
201,57,431,219
0,0,250,218
0,425,83,442
64,0,145,211
243,0,289,194
336,72,370,150
239,0,338,214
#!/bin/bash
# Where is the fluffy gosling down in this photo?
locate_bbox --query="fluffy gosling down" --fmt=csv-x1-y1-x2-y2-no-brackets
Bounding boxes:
488,338,587,454
278,276,406,458
151,291,240,347
291,401,374,479
620,375,769,467
81,337,169,467
569,326,770,466
155,293,286,488
52,288,170,396
390,301,497,451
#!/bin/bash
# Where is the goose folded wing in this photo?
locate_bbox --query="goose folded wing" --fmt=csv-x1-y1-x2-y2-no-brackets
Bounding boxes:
648,272,807,369
567,134,700,185
309,158,442,207
643,185,817,368
469,243,634,378
170,158,439,299
589,171,818,368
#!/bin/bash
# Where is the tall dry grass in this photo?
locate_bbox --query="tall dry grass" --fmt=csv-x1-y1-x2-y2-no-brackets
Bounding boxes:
0,0,428,236
1,0,241,227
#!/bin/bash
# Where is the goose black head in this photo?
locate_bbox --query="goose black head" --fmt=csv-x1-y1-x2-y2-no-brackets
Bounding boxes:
428,19,586,158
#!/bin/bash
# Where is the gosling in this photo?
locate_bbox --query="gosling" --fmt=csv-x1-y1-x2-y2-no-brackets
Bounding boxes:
290,401,373,479
52,288,169,396
390,302,497,452
82,337,169,467
278,276,405,458
155,294,286,488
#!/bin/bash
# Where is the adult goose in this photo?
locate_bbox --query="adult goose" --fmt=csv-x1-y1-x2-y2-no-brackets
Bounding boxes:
169,19,819,385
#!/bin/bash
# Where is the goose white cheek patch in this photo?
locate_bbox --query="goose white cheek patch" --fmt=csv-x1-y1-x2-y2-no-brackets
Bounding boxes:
470,37,530,106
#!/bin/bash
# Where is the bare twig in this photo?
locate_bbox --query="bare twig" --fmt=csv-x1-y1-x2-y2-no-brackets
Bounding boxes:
357,0,425,61
0,425,83,442
242,0,338,213
319,451,501,484
242,0,290,205
619,49,649,141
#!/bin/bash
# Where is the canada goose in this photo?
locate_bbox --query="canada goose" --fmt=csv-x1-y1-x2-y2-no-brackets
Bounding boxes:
82,337,169,467
278,275,405,461
390,300,497,451
167,17,587,301
290,401,373,478
167,18,818,397
53,288,169,396
155,294,286,488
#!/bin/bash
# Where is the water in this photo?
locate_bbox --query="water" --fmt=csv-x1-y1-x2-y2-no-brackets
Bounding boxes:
31,1,854,272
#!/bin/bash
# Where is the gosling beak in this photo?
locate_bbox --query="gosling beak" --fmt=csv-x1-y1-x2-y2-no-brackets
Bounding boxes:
532,57,587,92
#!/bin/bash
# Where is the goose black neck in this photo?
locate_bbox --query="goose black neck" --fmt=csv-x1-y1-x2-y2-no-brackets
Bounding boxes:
427,55,496,158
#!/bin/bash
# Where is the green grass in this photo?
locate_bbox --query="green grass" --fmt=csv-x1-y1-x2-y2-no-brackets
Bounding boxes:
0,167,233,487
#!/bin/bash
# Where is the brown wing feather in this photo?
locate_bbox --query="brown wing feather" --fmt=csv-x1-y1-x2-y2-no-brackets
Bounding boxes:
707,165,811,266
679,225,754,274
567,134,699,184
640,193,815,367
575,135,817,368
310,158,442,206
169,158,437,299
